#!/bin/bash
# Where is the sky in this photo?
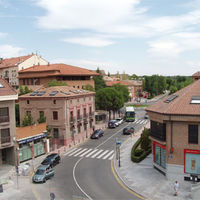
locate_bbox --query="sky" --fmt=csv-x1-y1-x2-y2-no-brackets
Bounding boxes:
1,0,200,76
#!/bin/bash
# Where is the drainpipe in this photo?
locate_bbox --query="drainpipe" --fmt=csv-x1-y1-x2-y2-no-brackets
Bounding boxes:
169,115,173,154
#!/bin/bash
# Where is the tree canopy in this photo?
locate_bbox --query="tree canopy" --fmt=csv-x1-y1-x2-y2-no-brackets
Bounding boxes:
112,83,129,103
48,79,67,87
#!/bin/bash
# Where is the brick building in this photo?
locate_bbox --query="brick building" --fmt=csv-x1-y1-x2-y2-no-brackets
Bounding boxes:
19,86,95,151
18,63,98,89
0,54,48,89
105,80,143,99
146,80,200,181
0,78,18,165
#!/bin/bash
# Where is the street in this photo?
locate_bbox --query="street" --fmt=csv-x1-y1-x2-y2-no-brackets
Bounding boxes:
32,109,148,200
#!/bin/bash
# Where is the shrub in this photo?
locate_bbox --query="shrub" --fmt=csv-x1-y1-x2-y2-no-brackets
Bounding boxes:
37,116,46,123
134,148,144,156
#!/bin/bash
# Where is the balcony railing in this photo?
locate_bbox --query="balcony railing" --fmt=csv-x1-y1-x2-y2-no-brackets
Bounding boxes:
0,116,9,123
89,112,94,118
70,117,76,124
77,115,82,121
1,136,11,146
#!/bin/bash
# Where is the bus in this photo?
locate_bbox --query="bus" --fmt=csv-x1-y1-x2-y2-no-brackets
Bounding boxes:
125,106,135,122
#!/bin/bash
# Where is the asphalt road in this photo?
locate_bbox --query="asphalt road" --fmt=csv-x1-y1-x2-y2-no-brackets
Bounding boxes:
33,109,148,200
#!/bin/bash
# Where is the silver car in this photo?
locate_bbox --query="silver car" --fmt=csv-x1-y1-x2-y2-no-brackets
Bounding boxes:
32,165,54,183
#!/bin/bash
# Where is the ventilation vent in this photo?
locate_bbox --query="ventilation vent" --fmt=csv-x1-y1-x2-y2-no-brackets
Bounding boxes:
164,95,178,103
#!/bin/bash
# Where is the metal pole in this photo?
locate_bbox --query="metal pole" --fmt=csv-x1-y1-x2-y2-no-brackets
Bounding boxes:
16,147,19,189
118,146,120,167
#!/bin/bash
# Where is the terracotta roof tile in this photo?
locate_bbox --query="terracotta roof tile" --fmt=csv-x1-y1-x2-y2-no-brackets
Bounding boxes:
192,71,200,77
16,123,46,141
19,63,99,77
0,55,33,68
146,80,200,115
19,86,95,99
0,78,17,96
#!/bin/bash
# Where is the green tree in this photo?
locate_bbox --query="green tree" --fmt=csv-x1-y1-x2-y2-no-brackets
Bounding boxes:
19,86,25,96
48,79,67,87
95,88,123,120
129,74,138,80
83,84,95,92
141,128,151,151
112,83,129,103
24,85,32,94
169,85,178,94
93,70,106,91
22,113,34,126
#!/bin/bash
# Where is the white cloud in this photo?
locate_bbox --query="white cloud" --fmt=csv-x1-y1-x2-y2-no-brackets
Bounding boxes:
63,36,115,47
0,45,24,58
0,32,7,39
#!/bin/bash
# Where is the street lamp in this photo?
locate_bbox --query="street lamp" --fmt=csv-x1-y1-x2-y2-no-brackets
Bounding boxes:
115,138,122,167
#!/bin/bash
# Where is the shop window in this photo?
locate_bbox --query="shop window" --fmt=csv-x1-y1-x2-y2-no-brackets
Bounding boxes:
188,125,198,144
53,128,59,138
154,144,166,169
53,111,58,120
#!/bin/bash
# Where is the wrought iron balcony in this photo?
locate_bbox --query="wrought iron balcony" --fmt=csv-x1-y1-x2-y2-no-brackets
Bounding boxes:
1,136,11,146
77,115,82,122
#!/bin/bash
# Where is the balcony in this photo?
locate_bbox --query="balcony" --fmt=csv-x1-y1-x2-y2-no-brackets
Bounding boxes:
0,116,9,123
77,115,82,122
1,136,11,147
70,117,76,124
89,112,94,118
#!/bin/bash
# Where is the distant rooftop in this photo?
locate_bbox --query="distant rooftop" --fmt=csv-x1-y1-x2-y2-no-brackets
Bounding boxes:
0,78,18,97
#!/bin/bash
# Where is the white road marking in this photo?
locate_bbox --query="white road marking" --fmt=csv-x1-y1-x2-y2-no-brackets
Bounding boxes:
102,150,114,160
97,150,109,159
73,148,88,157
68,148,83,156
108,154,114,160
85,149,98,157
91,149,103,158
63,148,78,156
79,149,93,157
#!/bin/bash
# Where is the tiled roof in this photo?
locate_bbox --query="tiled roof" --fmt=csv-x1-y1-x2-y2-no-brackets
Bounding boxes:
16,85,44,94
16,123,46,141
19,63,99,78
0,78,17,96
192,71,200,77
146,80,200,115
0,55,33,68
19,86,95,99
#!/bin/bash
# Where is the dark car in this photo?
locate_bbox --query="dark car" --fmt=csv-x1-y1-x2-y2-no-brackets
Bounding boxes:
32,165,54,183
144,113,149,119
90,129,104,139
123,126,134,135
108,120,117,128
41,153,60,167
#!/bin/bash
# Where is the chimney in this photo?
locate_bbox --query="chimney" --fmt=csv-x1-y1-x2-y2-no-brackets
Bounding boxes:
48,62,50,66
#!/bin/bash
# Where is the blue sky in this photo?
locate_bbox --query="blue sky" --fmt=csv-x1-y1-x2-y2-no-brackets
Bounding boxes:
1,0,200,75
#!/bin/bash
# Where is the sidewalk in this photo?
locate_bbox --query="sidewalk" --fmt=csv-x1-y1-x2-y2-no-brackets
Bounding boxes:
113,124,194,200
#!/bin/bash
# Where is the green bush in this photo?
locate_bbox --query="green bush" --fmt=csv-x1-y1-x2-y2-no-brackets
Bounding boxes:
37,116,46,123
134,148,144,156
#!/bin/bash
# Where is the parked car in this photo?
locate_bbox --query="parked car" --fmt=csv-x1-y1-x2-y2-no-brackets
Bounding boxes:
90,129,104,139
144,113,149,119
41,153,60,167
123,126,134,135
32,165,54,183
108,120,117,128
116,118,123,125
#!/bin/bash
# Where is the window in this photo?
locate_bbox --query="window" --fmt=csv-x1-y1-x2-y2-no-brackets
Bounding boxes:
84,123,87,131
26,111,31,116
70,111,73,122
53,111,58,120
39,111,44,118
53,128,59,138
1,128,10,144
77,125,81,133
188,125,198,144
23,79,25,85
154,144,166,169
150,121,166,141
27,100,30,104
84,108,86,117
89,107,92,115
0,107,9,123
53,100,56,104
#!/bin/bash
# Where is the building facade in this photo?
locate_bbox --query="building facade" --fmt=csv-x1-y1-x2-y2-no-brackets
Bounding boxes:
19,86,95,150
0,78,18,165
16,123,47,163
18,63,98,89
0,54,48,89
146,80,200,181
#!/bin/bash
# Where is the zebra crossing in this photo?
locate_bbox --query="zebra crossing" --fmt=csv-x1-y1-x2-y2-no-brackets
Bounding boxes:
64,148,114,160
129,119,148,125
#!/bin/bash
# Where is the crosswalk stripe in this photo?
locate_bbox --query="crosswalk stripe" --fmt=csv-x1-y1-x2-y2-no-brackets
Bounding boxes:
109,154,114,160
79,149,93,157
91,149,103,158
140,120,145,124
85,149,98,157
97,150,109,159
134,120,139,124
64,148,78,156
68,148,83,156
102,150,114,160
73,148,88,156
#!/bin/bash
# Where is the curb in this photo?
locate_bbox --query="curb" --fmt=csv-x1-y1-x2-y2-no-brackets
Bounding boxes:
112,125,150,200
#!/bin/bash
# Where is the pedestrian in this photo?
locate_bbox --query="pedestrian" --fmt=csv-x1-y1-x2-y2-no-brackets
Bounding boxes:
173,180,179,196
50,192,56,200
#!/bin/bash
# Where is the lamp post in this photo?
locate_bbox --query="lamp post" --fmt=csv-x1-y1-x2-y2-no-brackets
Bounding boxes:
13,137,19,189
115,138,122,167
